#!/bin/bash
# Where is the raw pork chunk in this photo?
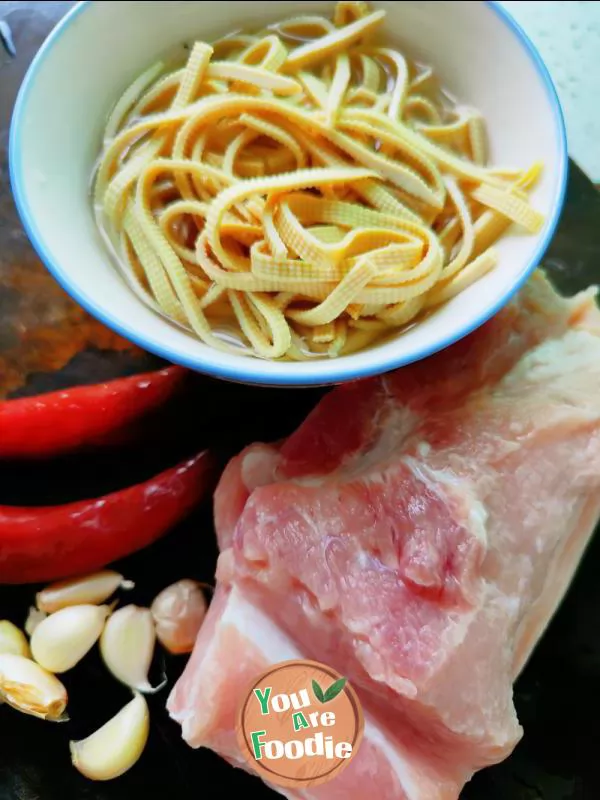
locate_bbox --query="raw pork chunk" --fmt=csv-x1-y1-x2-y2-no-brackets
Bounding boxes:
169,273,600,799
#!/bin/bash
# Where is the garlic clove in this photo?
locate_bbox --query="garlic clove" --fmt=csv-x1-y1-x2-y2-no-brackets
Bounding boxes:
31,605,110,674
0,621,31,659
0,653,67,720
99,605,162,693
25,606,47,637
36,570,134,614
70,692,149,781
151,579,207,655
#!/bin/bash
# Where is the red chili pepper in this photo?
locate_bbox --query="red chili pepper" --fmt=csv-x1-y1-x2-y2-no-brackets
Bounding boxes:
0,450,212,584
0,366,186,459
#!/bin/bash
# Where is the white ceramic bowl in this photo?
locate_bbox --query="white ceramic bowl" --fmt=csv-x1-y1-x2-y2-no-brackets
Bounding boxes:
10,1,567,387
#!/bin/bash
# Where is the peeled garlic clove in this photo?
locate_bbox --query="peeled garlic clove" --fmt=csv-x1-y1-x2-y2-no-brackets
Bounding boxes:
31,605,110,674
151,579,207,655
100,605,161,693
36,570,134,614
25,606,47,636
0,653,67,720
0,621,31,659
70,692,149,781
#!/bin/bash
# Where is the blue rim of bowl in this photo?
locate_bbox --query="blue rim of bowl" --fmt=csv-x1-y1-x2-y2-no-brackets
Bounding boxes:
9,0,568,387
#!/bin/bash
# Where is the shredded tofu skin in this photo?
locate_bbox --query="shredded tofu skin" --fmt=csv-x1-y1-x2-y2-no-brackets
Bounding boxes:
93,1,544,361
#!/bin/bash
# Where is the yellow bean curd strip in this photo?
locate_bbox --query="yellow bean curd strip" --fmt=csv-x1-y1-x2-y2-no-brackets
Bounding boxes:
328,319,349,356
403,95,443,125
196,233,336,294
159,199,261,257
173,43,214,108
129,203,253,356
207,62,302,95
238,114,307,169
334,1,371,26
285,255,384,326
377,295,424,325
101,140,165,225
250,243,339,281
292,130,421,221
93,0,544,361
358,54,382,93
438,176,475,281
312,322,337,343
297,71,329,109
262,203,289,259
408,65,436,94
471,162,543,253
272,16,335,41
364,48,409,121
127,70,181,118
222,129,259,177
211,34,257,60
310,225,347,244
285,9,386,70
250,238,420,284
346,86,385,111
195,233,435,303
338,107,505,186
415,110,473,154
104,61,167,142
122,204,185,319
198,228,441,304
437,210,461,250
349,316,387,330
98,43,214,215
239,35,288,71
340,325,381,355
336,115,446,206
229,291,291,358
425,247,498,308
471,183,545,233
205,167,375,265
160,92,445,207
97,98,267,198
326,54,351,126
276,205,423,274
199,282,227,310
467,113,488,166
180,92,446,207
275,194,420,259
280,193,423,238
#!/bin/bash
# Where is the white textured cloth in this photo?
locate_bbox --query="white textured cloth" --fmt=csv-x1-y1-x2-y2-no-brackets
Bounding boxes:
499,1,600,181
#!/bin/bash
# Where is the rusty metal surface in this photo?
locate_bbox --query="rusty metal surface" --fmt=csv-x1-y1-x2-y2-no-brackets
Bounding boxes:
0,1,158,401
1,3,600,800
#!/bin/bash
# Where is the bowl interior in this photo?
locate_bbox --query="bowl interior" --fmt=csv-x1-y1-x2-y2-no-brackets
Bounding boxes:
10,0,566,386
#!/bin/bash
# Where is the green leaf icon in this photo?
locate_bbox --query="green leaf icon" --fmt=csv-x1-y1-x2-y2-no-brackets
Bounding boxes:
323,677,347,702
312,679,325,703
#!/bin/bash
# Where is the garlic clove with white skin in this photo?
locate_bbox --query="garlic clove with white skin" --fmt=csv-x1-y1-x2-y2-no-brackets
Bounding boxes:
0,653,67,720
99,605,162,693
150,579,207,655
70,692,149,781
31,605,110,674
0,621,31,659
25,606,47,637
36,570,134,614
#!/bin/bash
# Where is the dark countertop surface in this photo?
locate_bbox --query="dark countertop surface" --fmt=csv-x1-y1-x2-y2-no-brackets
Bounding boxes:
2,4,600,799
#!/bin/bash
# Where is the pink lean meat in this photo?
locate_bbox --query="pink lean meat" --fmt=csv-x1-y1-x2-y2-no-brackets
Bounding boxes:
168,272,600,798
